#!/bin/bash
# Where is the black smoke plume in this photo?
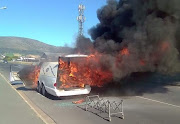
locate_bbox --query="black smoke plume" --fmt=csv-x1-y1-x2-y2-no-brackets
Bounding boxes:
76,0,180,81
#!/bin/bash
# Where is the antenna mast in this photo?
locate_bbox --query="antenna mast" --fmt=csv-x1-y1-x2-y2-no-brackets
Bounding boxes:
77,4,85,36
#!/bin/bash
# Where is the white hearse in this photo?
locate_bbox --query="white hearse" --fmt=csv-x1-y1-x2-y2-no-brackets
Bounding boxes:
37,54,91,97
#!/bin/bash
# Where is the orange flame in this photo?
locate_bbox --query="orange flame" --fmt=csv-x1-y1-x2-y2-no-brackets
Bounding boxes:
28,42,172,90
140,59,146,66
27,65,40,88
57,53,113,89
34,66,41,86
120,48,130,56
161,42,170,51
72,99,85,104
115,47,130,67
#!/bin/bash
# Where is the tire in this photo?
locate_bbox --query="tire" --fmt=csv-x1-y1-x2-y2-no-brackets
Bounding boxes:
42,84,47,97
37,82,41,94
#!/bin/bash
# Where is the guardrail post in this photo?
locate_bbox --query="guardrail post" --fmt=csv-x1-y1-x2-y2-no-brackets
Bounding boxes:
108,101,111,122
121,100,124,119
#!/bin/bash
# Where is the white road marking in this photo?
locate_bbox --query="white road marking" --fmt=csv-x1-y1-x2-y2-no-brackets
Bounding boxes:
165,85,180,90
176,86,180,89
136,96,180,108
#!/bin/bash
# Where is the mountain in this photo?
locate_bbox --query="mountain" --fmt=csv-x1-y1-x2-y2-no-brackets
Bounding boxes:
0,36,73,55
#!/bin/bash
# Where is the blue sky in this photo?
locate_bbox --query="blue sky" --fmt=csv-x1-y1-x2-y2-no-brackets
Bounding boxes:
0,0,106,47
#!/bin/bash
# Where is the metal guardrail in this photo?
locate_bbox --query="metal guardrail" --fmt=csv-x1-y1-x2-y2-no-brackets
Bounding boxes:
85,95,124,121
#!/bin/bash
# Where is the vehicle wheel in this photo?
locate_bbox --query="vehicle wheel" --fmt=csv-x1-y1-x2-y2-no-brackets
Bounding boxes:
37,82,41,94
42,84,47,97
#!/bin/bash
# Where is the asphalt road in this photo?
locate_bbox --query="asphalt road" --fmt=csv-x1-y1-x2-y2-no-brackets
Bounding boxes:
0,63,44,124
0,62,180,124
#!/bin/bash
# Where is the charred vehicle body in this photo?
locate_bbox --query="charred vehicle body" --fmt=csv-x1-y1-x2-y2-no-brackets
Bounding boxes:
37,54,91,97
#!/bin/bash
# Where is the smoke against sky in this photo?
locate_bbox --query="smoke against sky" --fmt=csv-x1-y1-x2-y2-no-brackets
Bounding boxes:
18,0,180,88
76,0,180,81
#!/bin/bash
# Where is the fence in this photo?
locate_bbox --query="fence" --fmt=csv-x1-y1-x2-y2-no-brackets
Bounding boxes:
85,95,124,121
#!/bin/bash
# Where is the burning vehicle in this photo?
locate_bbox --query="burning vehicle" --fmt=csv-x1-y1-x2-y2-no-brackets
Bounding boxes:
19,0,180,98
37,54,91,97
18,53,113,97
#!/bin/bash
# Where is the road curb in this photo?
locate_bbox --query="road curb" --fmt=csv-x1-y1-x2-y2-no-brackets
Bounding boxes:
0,73,56,124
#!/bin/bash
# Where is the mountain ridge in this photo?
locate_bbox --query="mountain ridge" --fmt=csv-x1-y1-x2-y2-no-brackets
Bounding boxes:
0,36,72,55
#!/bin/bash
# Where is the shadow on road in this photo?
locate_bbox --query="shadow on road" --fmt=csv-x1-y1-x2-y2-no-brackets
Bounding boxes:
46,94,62,100
16,86,35,91
11,81,23,85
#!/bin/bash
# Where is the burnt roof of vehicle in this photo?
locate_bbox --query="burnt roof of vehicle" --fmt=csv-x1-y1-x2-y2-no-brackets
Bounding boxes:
40,53,88,62
61,54,88,58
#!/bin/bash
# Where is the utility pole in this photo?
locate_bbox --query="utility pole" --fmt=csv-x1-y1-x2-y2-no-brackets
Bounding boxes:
77,4,85,36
